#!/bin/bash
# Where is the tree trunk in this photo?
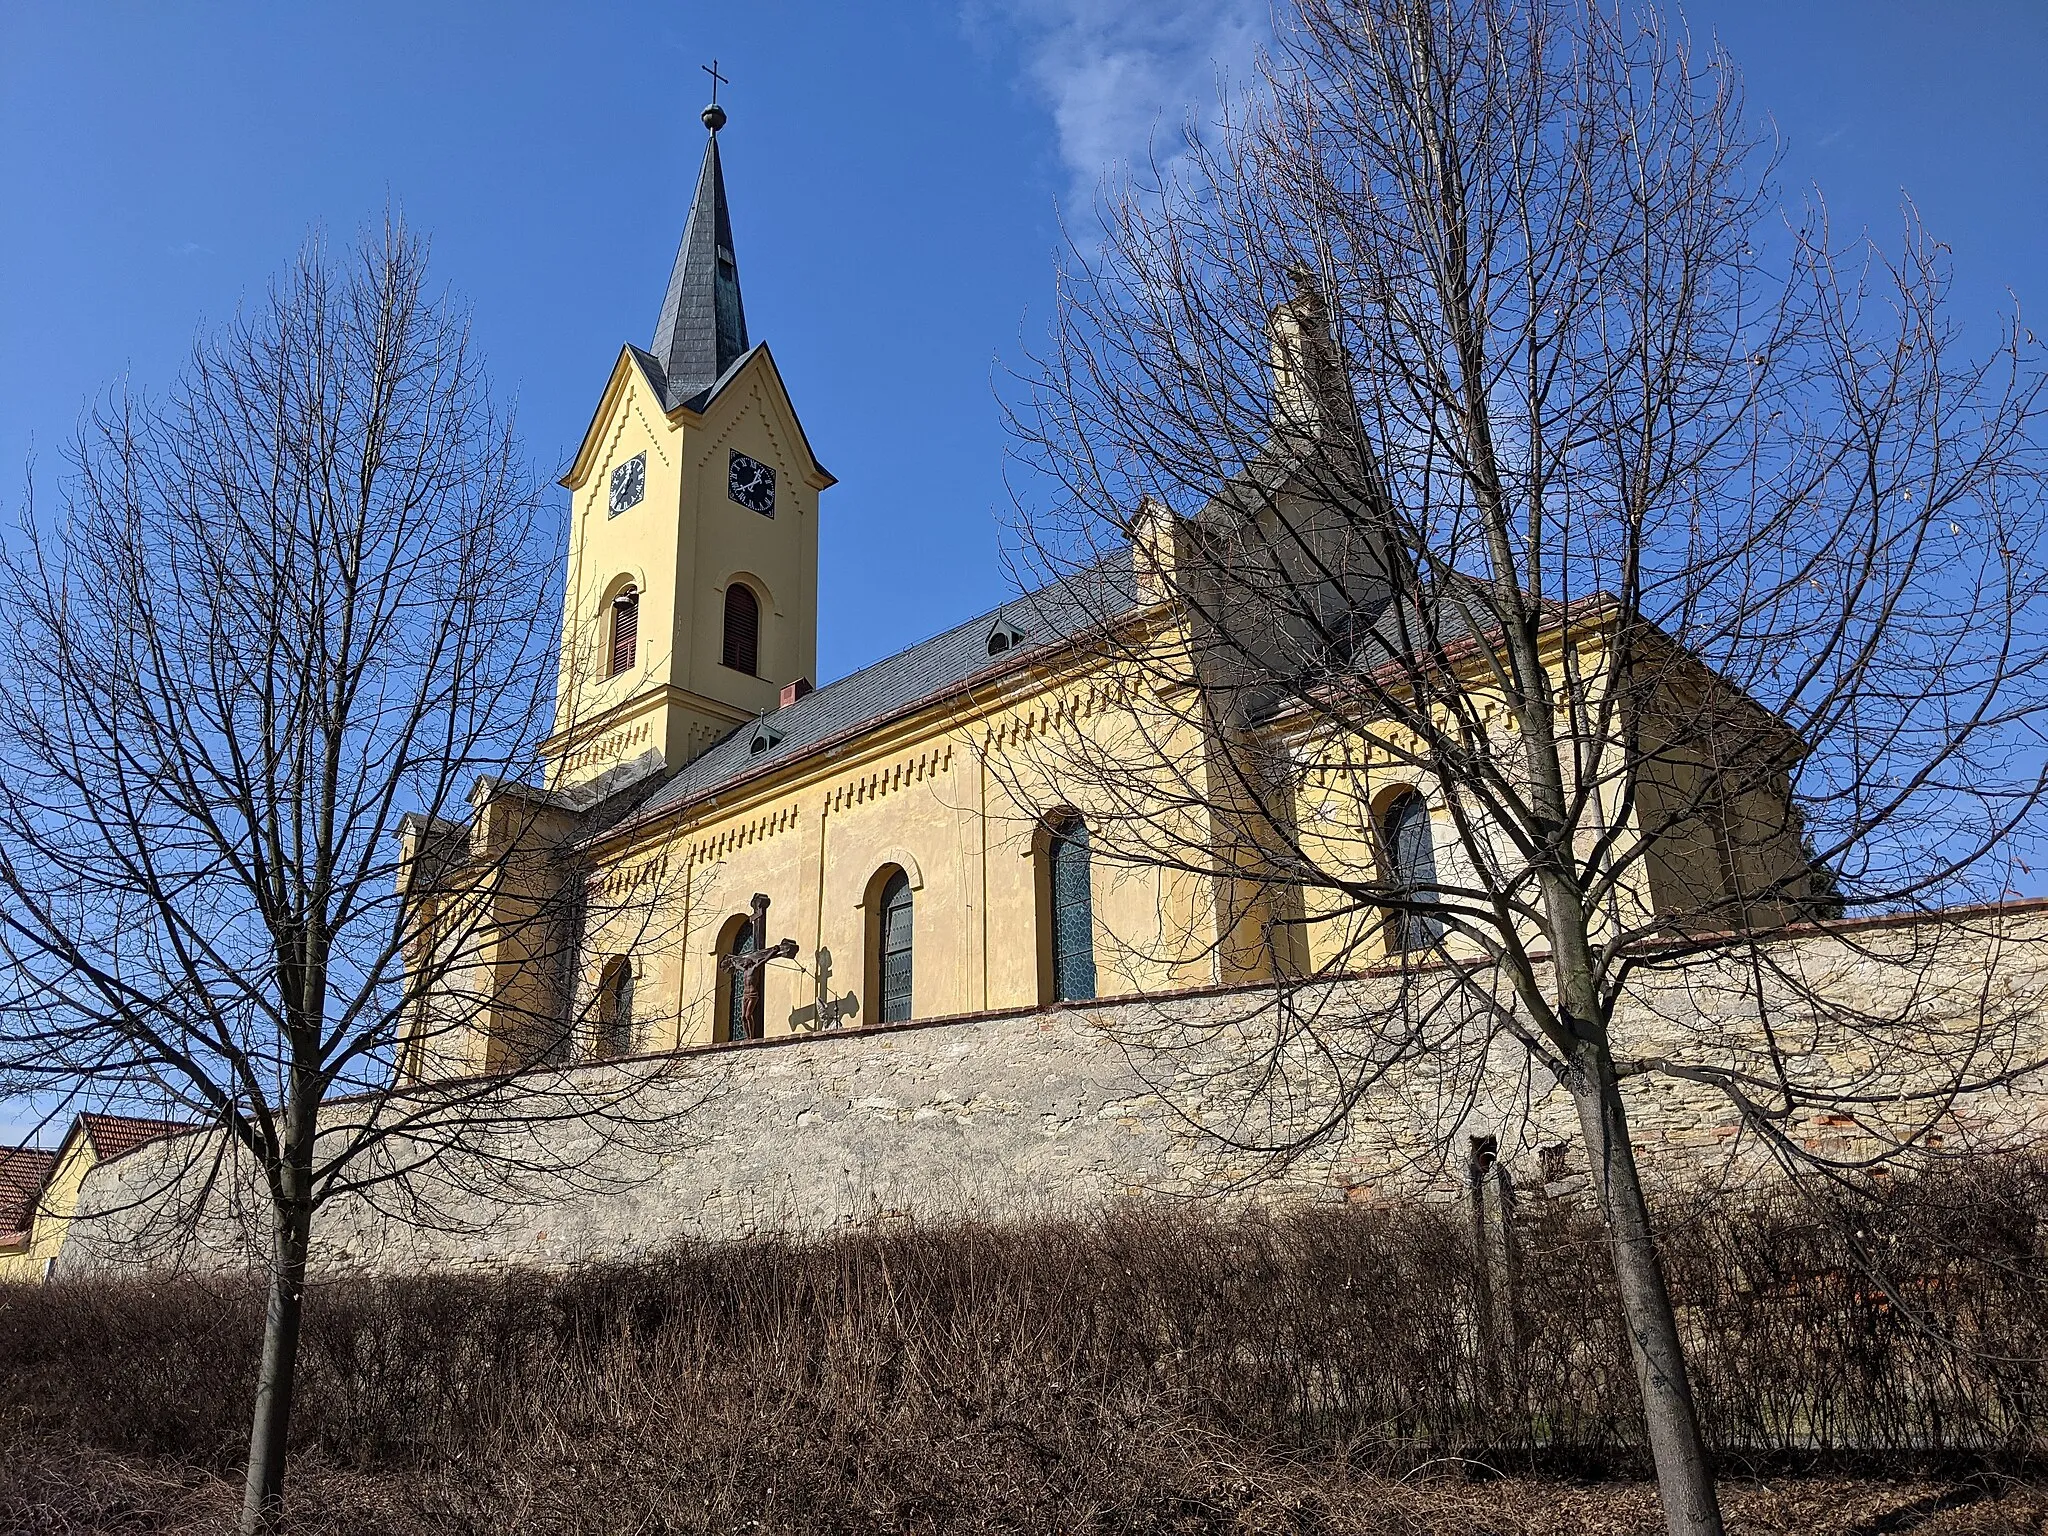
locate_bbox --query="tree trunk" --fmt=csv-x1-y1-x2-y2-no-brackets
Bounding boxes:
1572,1048,1724,1536
239,1193,313,1534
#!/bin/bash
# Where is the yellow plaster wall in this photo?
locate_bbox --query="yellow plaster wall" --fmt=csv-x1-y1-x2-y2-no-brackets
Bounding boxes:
397,792,595,1082
442,563,1812,1076
676,364,821,705
554,654,1234,1061
1629,666,1814,924
1286,625,1808,972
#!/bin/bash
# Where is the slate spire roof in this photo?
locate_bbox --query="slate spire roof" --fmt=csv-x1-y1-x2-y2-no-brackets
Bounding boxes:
649,108,749,411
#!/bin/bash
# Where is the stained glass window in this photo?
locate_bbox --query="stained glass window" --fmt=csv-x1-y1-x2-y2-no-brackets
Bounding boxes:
1382,790,1443,952
1048,813,1096,1002
878,870,913,1023
724,919,758,1041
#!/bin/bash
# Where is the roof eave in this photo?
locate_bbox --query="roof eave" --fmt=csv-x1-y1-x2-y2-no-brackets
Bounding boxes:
558,347,654,492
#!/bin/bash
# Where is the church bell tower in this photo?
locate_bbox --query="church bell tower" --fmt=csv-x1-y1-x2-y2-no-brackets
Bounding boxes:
544,96,833,795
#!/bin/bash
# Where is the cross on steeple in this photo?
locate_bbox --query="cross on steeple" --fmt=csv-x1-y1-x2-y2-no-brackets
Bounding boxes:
720,892,797,1041
700,62,731,135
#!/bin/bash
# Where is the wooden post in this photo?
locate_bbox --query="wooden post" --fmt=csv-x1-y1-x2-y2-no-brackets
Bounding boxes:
1468,1134,1501,1403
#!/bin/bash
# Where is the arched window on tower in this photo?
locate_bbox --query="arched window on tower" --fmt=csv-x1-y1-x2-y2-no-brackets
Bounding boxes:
722,583,759,675
1044,811,1096,1003
1379,788,1443,953
718,913,759,1042
873,868,914,1023
594,955,635,1058
609,586,639,677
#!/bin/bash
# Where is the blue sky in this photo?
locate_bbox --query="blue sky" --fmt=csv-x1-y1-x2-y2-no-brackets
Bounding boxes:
3,1,2044,681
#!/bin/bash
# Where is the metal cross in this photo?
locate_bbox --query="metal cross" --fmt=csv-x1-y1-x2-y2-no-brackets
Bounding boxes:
702,59,729,104
719,892,796,1041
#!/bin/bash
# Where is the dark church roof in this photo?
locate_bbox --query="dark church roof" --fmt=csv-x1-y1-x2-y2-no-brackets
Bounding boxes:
647,118,749,412
623,558,1141,829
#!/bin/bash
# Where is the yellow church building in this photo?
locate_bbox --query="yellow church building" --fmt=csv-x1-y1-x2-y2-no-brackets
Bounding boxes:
395,103,1811,1087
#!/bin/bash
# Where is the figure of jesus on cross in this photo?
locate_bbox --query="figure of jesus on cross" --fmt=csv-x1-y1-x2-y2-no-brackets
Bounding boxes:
721,892,798,1042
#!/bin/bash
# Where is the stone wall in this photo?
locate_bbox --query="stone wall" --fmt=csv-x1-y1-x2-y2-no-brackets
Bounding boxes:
62,906,2048,1278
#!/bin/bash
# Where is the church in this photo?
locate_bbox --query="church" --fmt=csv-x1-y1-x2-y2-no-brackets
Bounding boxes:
395,100,1812,1087
9,97,2044,1295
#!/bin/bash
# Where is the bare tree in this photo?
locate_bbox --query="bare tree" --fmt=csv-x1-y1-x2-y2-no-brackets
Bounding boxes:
1004,2,2048,1531
0,221,692,1532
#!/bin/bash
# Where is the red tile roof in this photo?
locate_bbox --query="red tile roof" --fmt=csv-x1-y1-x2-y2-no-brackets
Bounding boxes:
0,1146,58,1232
75,1114,186,1165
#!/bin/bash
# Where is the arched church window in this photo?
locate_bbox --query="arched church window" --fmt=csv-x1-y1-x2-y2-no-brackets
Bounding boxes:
719,915,758,1042
595,956,635,1058
1045,811,1096,1003
875,869,914,1023
1380,788,1443,953
609,587,639,677
722,583,759,675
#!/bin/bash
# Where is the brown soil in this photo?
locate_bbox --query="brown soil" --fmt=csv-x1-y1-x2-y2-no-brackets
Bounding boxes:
1,1438,2041,1536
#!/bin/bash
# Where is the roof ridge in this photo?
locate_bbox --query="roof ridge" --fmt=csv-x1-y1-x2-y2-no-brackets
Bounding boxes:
764,561,1121,716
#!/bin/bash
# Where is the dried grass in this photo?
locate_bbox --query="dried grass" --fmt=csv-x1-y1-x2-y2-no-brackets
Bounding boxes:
1,1158,2043,1532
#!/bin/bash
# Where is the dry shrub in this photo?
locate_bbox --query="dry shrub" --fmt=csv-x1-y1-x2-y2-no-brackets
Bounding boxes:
0,1158,2043,1532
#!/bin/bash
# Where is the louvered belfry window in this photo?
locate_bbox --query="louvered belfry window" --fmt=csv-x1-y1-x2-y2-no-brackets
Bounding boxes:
722,583,759,675
609,587,639,676
877,870,914,1023
1047,812,1097,1002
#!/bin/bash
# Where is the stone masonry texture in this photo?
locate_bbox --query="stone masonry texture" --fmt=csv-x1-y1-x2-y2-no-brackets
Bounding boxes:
61,907,2048,1278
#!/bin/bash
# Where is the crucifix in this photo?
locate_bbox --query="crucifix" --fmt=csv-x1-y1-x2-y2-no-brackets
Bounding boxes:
721,891,797,1042
701,60,731,133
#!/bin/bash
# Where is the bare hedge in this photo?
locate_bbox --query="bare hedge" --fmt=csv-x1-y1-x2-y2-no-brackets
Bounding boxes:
0,1158,2041,1530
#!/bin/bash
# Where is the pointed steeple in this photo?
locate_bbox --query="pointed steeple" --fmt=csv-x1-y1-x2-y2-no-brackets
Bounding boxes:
649,101,750,409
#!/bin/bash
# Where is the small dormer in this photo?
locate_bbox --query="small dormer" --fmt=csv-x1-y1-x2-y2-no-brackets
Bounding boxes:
986,617,1028,657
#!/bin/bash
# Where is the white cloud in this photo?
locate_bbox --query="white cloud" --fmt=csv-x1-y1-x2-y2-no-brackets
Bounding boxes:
969,0,1271,207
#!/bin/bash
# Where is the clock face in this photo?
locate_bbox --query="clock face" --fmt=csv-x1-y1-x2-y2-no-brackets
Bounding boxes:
608,453,646,517
728,451,776,516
